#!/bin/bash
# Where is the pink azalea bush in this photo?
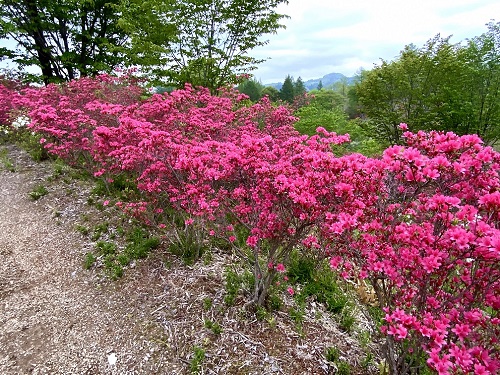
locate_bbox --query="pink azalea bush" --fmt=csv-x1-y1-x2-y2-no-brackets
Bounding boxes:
17,74,144,167
11,77,499,374
0,77,23,126
325,127,500,374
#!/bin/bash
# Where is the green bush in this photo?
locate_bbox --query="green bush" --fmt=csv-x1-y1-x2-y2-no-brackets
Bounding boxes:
15,129,51,162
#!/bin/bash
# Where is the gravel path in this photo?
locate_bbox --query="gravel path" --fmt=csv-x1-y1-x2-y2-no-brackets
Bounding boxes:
0,147,176,374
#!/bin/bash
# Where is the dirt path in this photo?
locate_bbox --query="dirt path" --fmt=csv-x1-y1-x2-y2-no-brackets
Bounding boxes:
0,147,179,374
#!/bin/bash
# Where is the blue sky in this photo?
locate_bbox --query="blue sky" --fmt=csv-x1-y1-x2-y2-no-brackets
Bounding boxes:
251,0,500,83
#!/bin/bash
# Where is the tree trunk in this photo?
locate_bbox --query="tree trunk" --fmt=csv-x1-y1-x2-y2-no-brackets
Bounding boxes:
23,0,59,84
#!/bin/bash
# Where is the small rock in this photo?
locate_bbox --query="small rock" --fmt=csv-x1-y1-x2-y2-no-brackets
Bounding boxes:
107,352,117,366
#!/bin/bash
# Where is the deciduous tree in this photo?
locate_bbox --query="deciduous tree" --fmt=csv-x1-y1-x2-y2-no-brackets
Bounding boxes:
0,0,127,84
355,23,500,145
237,78,264,101
261,86,280,101
119,0,289,92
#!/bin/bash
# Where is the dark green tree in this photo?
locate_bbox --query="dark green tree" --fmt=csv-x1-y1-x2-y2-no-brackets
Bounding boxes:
317,80,323,90
238,78,264,101
0,0,127,84
261,86,280,101
118,0,289,92
279,75,295,103
294,76,306,96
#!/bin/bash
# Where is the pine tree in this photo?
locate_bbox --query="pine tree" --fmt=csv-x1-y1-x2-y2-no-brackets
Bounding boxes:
279,75,295,103
294,76,306,96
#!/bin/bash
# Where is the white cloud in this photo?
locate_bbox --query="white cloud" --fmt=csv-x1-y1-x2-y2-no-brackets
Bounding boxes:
252,0,500,83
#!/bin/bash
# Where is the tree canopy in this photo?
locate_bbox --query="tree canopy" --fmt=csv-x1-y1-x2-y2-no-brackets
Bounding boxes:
0,0,127,84
293,76,306,96
118,0,289,92
355,21,500,145
0,0,289,90
237,78,264,101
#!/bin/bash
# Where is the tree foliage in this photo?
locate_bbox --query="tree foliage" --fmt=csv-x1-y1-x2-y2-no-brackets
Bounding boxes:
308,89,345,111
261,85,280,101
355,22,500,145
279,74,295,103
294,90,383,156
237,78,264,101
293,76,306,96
0,0,127,84
118,0,289,92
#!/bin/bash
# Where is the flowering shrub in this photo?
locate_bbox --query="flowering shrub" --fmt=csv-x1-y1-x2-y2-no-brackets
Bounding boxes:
10,77,499,374
91,84,319,304
17,74,144,167
0,83,22,126
325,127,500,374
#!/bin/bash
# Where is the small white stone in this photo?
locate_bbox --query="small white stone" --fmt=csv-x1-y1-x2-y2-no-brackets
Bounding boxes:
108,352,117,366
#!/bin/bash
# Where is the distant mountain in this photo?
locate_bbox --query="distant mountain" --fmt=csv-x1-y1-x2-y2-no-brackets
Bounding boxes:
265,72,355,91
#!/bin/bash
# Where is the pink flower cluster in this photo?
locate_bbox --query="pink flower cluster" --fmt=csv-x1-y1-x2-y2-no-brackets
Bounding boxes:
0,77,24,126
4,77,499,374
13,74,144,165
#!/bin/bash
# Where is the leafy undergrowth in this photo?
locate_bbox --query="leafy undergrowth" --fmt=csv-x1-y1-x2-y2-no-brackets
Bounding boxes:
1,142,385,374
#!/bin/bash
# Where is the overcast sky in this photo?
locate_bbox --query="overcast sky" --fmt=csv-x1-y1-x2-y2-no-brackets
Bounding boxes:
251,0,500,84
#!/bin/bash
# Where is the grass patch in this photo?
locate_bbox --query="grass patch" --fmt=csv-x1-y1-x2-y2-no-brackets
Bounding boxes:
29,185,48,200
83,252,97,269
15,129,51,162
124,227,160,260
0,148,15,172
289,257,357,333
91,174,139,200
91,222,109,241
83,225,160,280
204,319,222,335
168,224,207,265
325,346,352,374
190,346,205,374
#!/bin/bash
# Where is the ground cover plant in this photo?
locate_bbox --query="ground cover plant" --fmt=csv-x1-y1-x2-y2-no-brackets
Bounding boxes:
1,75,498,374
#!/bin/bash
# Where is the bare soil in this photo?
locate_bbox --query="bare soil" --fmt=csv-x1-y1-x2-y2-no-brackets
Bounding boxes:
0,144,380,374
